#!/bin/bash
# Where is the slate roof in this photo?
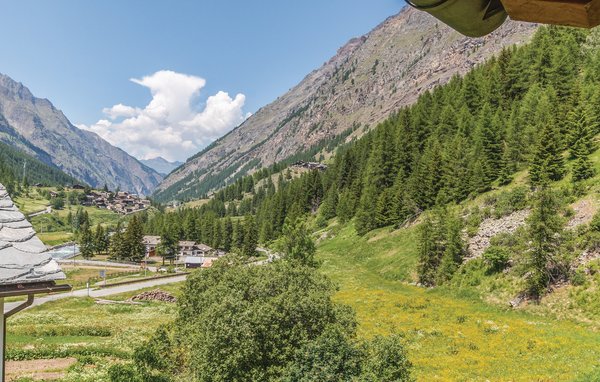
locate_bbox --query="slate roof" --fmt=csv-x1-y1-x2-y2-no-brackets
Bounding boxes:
0,184,65,285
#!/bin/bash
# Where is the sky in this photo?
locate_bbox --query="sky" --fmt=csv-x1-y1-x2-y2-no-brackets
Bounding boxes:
0,0,403,162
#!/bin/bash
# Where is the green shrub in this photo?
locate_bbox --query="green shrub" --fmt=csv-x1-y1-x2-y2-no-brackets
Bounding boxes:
493,187,529,218
482,246,511,273
571,268,587,287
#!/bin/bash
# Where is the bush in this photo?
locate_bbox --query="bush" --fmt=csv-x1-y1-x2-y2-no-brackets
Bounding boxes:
482,246,511,273
132,257,412,381
493,187,528,218
358,335,413,382
590,211,600,232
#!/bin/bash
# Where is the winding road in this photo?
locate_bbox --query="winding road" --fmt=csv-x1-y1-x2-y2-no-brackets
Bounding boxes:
4,274,187,313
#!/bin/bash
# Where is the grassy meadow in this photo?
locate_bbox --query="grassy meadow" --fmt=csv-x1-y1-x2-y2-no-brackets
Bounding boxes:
6,283,183,381
317,223,600,381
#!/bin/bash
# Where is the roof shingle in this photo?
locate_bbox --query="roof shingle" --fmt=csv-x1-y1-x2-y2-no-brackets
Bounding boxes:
0,184,65,285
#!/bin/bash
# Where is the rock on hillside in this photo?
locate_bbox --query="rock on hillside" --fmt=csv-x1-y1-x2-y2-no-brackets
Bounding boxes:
155,7,537,201
0,74,162,194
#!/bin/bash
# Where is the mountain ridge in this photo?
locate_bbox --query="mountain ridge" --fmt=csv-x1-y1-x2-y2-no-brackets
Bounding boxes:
140,157,183,176
154,7,537,202
0,73,163,195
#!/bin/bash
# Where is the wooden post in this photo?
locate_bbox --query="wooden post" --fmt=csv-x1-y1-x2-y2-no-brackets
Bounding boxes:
0,297,5,382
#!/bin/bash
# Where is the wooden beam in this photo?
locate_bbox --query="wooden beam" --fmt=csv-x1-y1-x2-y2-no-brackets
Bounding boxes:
501,0,600,28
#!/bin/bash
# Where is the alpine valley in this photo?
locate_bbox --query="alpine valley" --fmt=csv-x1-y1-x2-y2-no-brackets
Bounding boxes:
0,73,162,195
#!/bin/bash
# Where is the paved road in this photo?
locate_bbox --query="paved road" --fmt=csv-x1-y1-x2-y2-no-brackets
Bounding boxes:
4,275,187,313
27,206,52,218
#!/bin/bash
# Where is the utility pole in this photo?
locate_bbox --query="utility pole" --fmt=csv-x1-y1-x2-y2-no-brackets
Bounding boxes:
21,160,27,186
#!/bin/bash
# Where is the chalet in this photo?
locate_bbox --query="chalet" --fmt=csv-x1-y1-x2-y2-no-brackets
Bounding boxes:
142,236,219,261
143,236,161,257
71,184,86,190
292,161,328,171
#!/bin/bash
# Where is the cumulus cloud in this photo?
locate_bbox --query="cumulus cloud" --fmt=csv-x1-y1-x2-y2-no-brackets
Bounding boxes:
78,70,249,162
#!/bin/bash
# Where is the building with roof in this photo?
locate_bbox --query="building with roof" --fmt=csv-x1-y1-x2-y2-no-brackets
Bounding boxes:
0,183,70,380
143,236,220,262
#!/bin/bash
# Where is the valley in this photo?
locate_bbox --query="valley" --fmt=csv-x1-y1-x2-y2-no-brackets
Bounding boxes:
3,3,600,382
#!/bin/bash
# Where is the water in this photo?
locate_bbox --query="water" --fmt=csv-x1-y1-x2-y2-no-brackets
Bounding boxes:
46,244,80,260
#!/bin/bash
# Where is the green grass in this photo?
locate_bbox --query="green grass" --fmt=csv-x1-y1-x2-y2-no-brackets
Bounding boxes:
317,223,600,381
13,188,50,215
31,205,125,246
5,283,183,380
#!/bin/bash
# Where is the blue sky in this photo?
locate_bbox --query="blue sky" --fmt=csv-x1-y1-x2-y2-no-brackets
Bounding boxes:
0,1,404,161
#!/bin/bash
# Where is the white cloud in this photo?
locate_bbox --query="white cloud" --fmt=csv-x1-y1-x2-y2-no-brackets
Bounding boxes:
78,70,249,162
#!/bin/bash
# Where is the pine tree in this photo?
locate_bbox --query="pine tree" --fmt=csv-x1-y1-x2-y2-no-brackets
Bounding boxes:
79,222,95,260
417,211,445,286
527,185,564,298
109,223,127,260
93,224,109,255
157,229,178,265
530,95,565,185
476,104,503,183
436,213,465,284
320,185,338,220
222,218,233,252
242,216,258,257
336,190,355,224
125,215,146,262
567,106,597,182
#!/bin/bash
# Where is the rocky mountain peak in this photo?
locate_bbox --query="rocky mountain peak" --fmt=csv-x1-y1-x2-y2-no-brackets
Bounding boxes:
155,7,538,201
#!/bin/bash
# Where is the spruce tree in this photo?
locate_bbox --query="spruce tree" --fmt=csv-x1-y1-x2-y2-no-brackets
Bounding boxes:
79,222,95,260
567,106,597,182
417,211,444,286
93,223,109,255
125,216,146,262
530,96,565,185
527,184,564,298
242,216,258,257
436,213,465,285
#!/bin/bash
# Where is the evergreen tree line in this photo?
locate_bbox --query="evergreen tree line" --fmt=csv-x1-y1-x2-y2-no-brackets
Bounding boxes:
148,26,600,254
0,141,79,195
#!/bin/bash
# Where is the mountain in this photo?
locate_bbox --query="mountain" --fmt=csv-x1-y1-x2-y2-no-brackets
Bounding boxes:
154,7,537,202
0,74,163,195
140,157,183,176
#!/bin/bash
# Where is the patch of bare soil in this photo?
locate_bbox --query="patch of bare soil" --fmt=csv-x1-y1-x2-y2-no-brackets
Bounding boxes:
6,357,76,381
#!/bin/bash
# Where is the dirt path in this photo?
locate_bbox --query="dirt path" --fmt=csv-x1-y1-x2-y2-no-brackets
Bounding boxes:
6,357,76,381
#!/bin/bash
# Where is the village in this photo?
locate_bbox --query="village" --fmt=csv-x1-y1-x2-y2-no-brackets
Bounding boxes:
45,185,151,215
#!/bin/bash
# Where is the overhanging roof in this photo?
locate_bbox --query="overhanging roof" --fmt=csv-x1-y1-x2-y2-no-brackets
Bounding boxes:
0,184,66,286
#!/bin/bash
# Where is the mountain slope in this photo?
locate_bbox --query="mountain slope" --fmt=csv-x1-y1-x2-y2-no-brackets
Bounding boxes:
0,74,162,195
0,140,78,188
155,7,537,201
140,157,183,176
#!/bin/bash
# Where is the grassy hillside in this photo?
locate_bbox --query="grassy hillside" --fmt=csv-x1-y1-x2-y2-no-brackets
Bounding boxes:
316,222,600,381
13,187,127,246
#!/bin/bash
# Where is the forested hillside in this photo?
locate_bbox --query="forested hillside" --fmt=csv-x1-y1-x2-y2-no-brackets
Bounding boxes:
146,25,595,245
154,7,535,202
0,140,79,195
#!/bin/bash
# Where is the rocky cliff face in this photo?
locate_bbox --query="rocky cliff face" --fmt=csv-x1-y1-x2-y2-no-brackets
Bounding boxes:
0,74,162,195
155,7,537,201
